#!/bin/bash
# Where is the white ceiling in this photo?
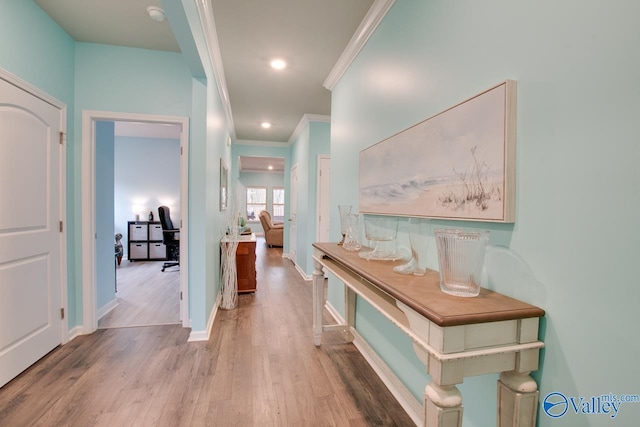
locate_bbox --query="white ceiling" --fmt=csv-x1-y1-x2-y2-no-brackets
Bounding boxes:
33,0,374,143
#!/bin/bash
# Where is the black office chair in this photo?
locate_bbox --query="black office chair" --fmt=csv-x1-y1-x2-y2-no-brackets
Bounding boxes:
158,206,180,272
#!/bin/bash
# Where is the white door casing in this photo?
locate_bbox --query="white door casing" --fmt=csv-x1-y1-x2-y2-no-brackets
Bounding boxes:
0,70,67,388
289,164,298,264
316,156,330,242
81,111,190,333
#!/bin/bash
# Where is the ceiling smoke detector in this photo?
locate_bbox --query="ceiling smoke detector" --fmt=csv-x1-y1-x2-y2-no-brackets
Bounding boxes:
147,6,166,23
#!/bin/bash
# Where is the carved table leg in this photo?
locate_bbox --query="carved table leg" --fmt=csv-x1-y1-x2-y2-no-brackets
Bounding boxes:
343,286,356,343
497,371,539,427
312,259,325,346
424,382,463,427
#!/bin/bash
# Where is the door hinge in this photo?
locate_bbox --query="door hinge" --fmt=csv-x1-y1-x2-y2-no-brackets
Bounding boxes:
60,308,65,319
59,132,66,145
59,221,63,232
180,291,183,301
180,146,183,155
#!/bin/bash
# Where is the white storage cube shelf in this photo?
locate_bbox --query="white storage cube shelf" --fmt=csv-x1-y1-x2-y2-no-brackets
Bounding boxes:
127,221,167,261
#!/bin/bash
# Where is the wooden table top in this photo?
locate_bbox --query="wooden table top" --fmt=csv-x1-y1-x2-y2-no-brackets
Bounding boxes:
313,242,545,327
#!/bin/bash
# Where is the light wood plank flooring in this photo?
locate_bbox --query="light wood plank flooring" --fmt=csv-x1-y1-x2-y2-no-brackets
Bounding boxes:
0,238,414,426
98,259,180,329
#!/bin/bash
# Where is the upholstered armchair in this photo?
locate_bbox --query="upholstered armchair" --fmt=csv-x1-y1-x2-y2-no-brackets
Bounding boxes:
259,210,284,247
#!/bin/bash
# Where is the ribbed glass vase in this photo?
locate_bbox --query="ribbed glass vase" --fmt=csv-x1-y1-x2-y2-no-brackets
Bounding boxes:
434,229,489,297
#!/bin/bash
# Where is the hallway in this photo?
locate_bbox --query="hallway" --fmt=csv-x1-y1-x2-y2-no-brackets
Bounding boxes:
0,238,413,426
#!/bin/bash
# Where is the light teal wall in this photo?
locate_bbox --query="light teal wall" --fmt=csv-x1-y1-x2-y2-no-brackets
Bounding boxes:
306,121,330,273
95,121,115,310
291,128,311,269
290,121,331,275
73,42,195,327
174,0,232,330
0,0,75,102
0,0,77,325
202,78,230,327
330,1,640,426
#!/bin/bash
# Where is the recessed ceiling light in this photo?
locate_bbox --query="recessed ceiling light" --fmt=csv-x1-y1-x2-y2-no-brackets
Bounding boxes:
270,59,287,70
261,122,271,129
268,165,274,170
147,6,166,22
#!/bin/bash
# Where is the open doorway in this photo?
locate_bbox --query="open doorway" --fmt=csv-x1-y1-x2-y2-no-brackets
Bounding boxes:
98,121,182,328
81,111,189,334
237,156,285,239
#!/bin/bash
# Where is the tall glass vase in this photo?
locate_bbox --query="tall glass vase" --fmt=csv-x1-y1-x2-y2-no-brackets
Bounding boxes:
338,205,352,245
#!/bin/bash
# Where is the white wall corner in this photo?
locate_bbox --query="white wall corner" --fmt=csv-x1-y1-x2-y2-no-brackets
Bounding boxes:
323,0,396,91
96,298,119,321
288,114,331,146
67,325,84,342
188,292,222,342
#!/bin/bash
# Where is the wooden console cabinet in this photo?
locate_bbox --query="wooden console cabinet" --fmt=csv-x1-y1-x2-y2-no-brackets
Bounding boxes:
221,233,257,293
312,242,545,427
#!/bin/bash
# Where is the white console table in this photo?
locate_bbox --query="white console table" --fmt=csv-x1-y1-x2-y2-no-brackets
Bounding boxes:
312,243,545,427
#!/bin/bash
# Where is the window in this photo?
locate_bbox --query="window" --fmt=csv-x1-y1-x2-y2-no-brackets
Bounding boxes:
246,187,266,221
273,187,285,222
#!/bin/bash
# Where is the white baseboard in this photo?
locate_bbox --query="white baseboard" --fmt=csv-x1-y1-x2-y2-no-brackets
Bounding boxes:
188,292,222,342
325,301,423,427
295,263,312,281
281,254,312,281
67,325,84,342
97,298,119,321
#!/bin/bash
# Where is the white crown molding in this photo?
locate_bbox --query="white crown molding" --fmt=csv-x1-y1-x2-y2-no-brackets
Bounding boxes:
195,0,237,140
323,0,396,91
288,113,331,145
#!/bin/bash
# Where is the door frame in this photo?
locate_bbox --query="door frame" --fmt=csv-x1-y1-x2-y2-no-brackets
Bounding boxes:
288,163,298,265
81,110,189,333
0,67,68,343
316,155,330,243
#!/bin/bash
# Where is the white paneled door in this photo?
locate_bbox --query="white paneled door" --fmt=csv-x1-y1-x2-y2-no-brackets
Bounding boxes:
0,75,64,387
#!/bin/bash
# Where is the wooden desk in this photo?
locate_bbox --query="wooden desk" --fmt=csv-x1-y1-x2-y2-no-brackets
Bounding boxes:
222,233,257,293
312,242,545,427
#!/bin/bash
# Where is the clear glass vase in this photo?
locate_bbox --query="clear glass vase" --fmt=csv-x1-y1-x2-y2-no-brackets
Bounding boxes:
359,217,401,260
393,218,430,276
338,205,352,245
342,213,361,251
435,229,489,297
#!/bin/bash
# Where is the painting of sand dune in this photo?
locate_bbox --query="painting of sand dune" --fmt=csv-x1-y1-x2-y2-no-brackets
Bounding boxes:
359,80,516,222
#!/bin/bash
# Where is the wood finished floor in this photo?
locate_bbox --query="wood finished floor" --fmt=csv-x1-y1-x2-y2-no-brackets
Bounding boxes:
98,259,180,329
0,238,414,426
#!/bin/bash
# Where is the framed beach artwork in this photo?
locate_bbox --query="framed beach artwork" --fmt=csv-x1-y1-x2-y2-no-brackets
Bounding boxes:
359,80,516,223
